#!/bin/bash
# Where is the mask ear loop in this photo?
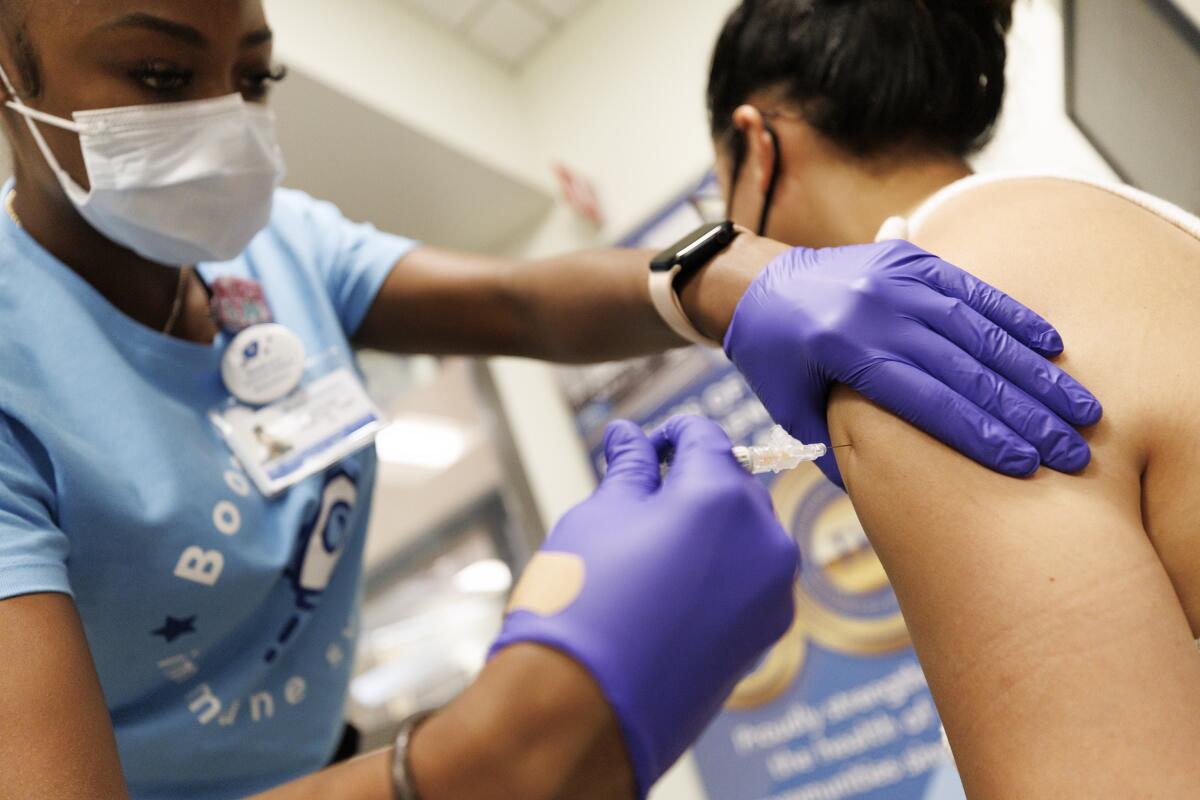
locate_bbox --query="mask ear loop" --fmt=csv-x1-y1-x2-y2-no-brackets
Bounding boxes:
0,62,91,206
724,127,747,222
0,61,17,102
724,122,783,237
757,123,783,237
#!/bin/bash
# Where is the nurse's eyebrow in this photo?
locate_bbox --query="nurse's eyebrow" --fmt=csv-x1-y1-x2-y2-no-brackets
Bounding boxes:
100,14,272,49
242,28,274,48
102,13,208,47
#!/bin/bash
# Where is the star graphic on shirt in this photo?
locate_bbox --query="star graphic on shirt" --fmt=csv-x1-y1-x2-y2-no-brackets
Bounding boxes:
152,615,197,644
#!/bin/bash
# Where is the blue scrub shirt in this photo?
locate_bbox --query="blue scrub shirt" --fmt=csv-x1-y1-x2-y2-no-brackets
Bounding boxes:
0,183,418,799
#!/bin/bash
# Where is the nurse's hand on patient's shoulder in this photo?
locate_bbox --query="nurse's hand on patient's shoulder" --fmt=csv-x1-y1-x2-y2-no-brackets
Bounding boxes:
690,237,1104,488
488,416,799,798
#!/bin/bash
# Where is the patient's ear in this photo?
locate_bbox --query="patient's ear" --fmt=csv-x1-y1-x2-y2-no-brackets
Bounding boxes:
732,105,777,195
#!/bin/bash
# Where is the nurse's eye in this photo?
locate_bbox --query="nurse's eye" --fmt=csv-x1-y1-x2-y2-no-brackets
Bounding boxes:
130,61,193,94
241,65,288,101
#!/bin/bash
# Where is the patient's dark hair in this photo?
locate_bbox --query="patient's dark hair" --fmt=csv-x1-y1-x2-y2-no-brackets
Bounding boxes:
708,0,1016,158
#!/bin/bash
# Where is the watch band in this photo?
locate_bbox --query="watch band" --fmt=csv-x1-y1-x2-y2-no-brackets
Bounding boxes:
648,266,723,348
391,709,437,800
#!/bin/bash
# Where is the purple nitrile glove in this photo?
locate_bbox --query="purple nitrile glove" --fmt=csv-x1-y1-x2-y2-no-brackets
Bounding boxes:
490,417,798,797
724,240,1103,488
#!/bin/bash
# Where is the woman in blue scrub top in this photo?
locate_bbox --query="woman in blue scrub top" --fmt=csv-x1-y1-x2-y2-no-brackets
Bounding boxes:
0,1,1101,798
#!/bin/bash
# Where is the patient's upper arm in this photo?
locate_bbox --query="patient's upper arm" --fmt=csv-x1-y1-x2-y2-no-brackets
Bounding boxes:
831,391,1200,797
827,181,1200,798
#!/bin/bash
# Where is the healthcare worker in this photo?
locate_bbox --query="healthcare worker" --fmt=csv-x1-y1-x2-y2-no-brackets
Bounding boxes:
0,2,1101,799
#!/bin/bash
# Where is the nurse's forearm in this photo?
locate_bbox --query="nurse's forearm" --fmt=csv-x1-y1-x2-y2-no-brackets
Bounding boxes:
408,644,634,799
248,645,632,800
510,247,683,363
356,246,676,362
505,238,787,361
356,240,784,363
248,749,395,800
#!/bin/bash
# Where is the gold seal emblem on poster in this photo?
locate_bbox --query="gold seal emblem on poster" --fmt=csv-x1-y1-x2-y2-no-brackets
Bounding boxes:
726,462,910,709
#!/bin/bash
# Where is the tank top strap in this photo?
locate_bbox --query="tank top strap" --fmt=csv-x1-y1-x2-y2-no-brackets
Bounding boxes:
876,172,1200,243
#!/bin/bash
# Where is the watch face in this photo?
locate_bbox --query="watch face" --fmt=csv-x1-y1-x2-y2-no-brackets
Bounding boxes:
650,222,734,272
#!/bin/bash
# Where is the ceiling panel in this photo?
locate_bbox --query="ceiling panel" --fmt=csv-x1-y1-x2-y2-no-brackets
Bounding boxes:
528,0,592,20
408,0,486,28
466,0,552,66
399,0,598,69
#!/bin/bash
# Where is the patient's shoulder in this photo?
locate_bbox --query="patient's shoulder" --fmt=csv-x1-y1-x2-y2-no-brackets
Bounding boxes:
911,177,1199,316
836,175,1200,630
906,176,1200,448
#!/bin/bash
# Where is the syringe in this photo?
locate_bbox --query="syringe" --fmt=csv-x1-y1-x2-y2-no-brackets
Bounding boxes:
733,425,827,475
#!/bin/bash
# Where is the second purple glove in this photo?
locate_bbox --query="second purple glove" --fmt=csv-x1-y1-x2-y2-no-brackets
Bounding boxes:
491,416,798,797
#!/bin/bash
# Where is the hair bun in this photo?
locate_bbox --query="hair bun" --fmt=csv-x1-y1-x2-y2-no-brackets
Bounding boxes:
708,0,1017,158
968,0,1017,15
919,0,1016,31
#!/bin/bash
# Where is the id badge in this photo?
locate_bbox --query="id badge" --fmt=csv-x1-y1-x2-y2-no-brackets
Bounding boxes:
210,348,386,498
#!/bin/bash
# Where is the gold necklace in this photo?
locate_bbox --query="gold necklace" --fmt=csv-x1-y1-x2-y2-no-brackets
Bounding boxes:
5,190,19,227
7,189,191,335
162,266,192,336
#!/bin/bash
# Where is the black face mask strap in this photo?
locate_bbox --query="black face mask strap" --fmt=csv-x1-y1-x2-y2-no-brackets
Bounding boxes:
724,128,747,221
725,123,783,237
757,123,782,237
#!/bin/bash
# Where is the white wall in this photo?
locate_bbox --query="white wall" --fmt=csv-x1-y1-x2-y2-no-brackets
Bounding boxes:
1177,0,1200,29
513,0,740,254
974,0,1118,181
264,0,549,191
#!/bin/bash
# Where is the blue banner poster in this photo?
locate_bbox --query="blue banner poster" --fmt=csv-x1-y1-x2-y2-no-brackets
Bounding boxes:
556,179,967,800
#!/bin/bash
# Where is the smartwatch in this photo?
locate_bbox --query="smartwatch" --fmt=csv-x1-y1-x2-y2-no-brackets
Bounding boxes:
648,221,739,348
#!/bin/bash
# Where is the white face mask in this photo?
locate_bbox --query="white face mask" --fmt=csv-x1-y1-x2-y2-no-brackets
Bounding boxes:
0,66,287,266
